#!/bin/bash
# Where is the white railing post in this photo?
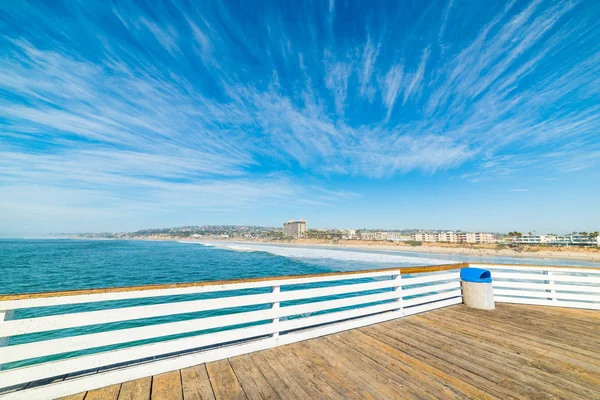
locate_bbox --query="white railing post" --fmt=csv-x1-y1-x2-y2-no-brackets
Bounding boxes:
271,286,280,340
0,309,15,371
544,270,557,302
393,272,404,315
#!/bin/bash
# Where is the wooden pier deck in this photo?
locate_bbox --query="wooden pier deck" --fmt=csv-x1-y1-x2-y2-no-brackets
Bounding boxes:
60,303,600,400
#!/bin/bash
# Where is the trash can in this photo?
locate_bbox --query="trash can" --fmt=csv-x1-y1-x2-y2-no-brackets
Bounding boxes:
460,268,495,310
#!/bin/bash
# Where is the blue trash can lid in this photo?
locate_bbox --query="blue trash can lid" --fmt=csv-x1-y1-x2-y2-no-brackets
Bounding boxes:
460,268,492,283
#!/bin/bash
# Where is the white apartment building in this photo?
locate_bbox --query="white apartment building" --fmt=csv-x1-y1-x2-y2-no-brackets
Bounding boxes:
340,229,358,240
513,235,552,244
412,233,436,242
457,232,496,244
283,219,307,238
435,231,457,243
385,232,411,241
570,235,600,246
514,235,600,247
412,232,495,244
360,231,387,241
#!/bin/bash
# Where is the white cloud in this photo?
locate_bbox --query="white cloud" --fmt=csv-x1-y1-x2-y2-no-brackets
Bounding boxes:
403,47,430,105
381,64,404,121
359,37,380,101
324,61,352,117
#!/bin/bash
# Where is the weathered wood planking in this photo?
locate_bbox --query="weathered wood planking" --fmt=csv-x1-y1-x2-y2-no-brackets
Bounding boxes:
117,377,151,400
180,365,215,400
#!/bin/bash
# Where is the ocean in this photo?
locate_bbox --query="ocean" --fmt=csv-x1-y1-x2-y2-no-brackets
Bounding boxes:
1,238,598,295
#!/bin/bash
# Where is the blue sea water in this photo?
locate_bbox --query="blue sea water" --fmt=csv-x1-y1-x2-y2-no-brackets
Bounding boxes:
0,238,597,370
1,238,597,295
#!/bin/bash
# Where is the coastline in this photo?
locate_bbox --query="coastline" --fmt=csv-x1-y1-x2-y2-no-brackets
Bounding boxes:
60,235,600,263
179,238,600,263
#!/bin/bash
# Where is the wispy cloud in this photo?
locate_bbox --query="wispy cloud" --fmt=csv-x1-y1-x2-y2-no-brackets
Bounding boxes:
403,47,430,104
324,61,352,117
438,0,454,46
359,37,380,101
381,64,404,121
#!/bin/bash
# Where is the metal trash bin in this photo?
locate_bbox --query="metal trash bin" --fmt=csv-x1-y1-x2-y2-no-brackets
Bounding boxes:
460,268,495,310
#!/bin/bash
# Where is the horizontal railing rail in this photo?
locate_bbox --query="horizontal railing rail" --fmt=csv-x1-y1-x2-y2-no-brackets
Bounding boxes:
0,263,466,400
470,263,600,310
1,261,597,399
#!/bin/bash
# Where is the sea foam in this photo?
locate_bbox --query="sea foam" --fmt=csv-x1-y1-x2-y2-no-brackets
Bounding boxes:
191,242,451,265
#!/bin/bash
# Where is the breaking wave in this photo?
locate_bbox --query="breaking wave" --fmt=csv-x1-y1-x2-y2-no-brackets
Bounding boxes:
188,242,451,265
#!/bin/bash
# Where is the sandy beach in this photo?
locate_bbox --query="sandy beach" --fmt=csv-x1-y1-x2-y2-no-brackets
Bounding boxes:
180,237,600,263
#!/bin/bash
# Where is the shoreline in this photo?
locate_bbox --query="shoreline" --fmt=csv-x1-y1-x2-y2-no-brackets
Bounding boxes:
59,235,600,263
181,238,600,263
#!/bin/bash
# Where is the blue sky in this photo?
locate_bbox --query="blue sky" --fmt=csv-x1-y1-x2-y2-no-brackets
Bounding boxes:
1,0,599,235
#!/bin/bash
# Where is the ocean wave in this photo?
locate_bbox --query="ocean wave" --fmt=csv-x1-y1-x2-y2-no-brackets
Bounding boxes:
204,242,451,265
178,241,214,247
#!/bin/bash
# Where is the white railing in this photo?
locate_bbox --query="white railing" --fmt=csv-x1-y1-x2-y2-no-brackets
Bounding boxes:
0,264,464,400
472,263,600,310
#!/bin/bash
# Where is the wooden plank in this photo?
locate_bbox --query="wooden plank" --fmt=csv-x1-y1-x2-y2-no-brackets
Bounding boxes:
333,332,462,400
228,354,278,400
339,329,494,400
56,393,86,400
0,263,465,301
281,341,377,400
249,349,311,400
512,302,600,320
302,338,398,399
480,304,600,341
424,307,600,389
387,321,578,399
334,330,486,400
399,316,599,399
206,359,247,400
491,310,600,346
85,384,121,400
117,377,151,400
429,309,600,374
151,370,183,400
443,307,600,363
181,364,216,400
361,323,522,399
266,346,344,399
414,312,600,390
311,334,421,399
356,327,501,400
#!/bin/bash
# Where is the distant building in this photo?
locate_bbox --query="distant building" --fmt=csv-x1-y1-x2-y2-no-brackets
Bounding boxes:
283,219,307,238
570,235,600,246
513,235,599,247
412,232,494,243
412,233,436,242
513,235,552,245
435,231,458,243
360,231,386,241
385,232,411,241
341,229,358,240
458,232,495,244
